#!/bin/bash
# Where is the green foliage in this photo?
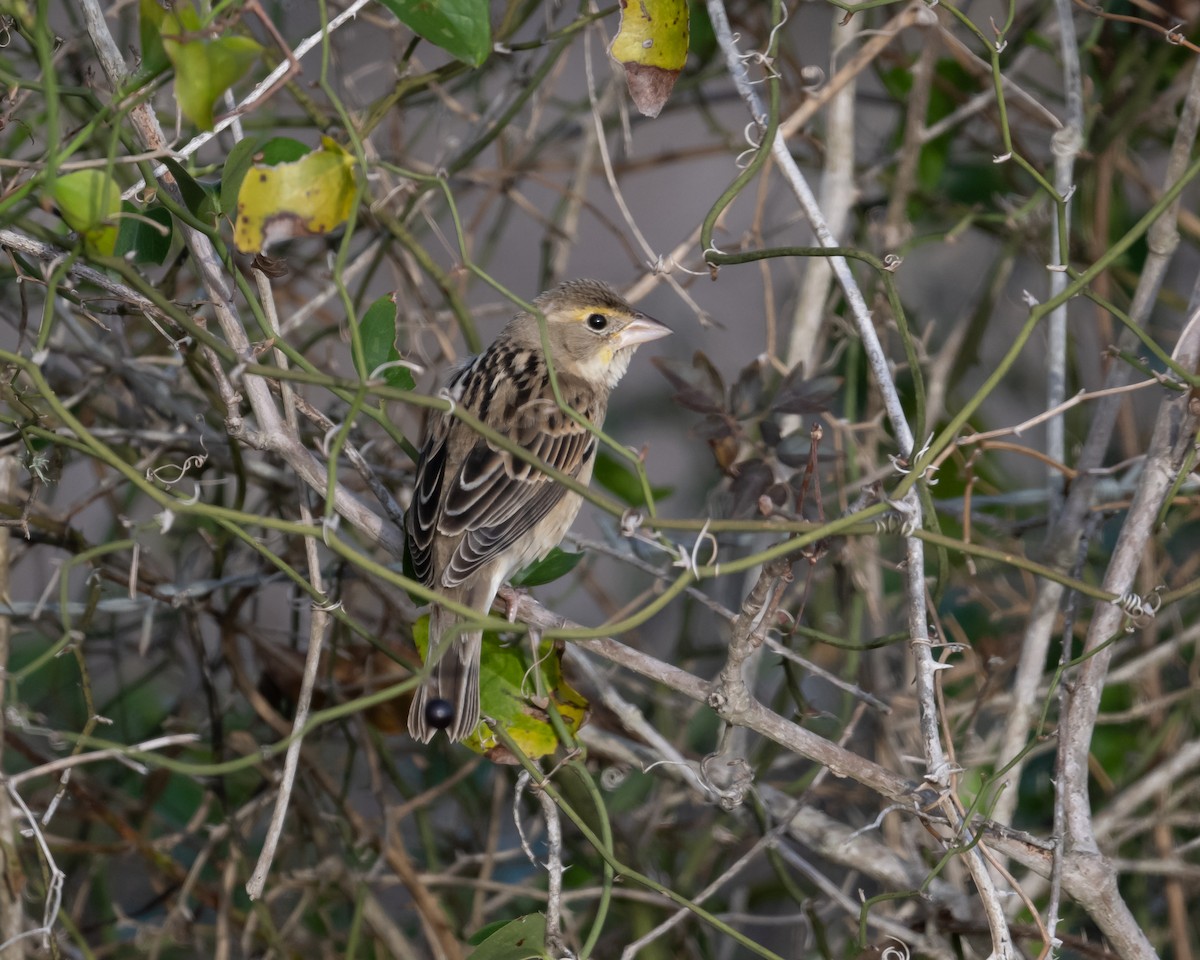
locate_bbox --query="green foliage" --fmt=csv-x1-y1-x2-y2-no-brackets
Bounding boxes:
114,202,173,263
138,0,171,75
159,4,262,131
467,914,548,958
220,136,311,220
413,617,587,759
358,292,416,389
592,451,673,507
378,0,492,66
510,546,584,587
687,0,717,62
232,137,357,253
162,156,219,221
49,169,121,255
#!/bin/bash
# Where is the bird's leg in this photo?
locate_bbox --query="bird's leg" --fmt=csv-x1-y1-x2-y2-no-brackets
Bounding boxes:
497,583,530,623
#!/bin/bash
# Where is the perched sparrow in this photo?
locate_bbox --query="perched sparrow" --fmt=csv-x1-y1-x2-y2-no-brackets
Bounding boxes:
407,280,671,742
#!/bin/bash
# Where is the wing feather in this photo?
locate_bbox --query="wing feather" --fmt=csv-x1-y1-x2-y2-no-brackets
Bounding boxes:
438,396,597,586
407,422,448,587
407,350,604,592
445,480,566,585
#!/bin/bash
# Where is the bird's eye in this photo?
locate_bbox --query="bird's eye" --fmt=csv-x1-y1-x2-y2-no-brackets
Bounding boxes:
586,313,608,331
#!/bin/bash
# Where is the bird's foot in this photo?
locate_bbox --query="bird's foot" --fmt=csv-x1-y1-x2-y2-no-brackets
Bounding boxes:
498,584,530,623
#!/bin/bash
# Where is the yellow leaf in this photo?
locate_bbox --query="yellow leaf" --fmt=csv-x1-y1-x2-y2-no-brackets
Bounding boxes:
233,137,357,254
609,0,689,70
609,0,689,117
464,636,588,762
408,615,588,761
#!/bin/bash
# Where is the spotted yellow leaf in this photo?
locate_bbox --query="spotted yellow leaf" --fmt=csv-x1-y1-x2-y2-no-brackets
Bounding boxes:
233,137,357,254
411,616,588,761
465,634,587,762
609,0,689,118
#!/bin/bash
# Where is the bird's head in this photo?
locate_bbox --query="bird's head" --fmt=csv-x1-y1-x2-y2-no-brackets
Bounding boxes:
507,279,672,389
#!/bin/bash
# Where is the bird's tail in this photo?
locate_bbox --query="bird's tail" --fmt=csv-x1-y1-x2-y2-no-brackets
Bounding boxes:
408,605,482,743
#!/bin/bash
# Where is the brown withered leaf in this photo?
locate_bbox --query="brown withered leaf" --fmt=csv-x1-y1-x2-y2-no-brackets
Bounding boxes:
770,370,842,416
761,482,790,514
652,352,726,414
727,458,774,517
693,413,740,473
621,62,680,118
775,431,811,468
691,349,726,401
760,417,782,447
694,413,737,440
731,356,768,418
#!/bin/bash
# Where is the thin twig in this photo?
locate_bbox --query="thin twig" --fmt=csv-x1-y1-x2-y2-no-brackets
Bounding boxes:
246,269,333,901
1045,0,1085,520
0,783,64,955
5,733,201,787
786,10,862,376
515,772,567,955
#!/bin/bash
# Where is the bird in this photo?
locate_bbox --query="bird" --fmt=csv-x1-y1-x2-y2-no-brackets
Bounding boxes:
406,279,672,743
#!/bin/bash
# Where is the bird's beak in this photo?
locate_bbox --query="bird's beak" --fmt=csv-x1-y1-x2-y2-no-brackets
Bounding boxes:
615,313,672,349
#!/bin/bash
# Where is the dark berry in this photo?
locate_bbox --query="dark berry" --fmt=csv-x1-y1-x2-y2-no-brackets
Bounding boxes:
425,698,454,730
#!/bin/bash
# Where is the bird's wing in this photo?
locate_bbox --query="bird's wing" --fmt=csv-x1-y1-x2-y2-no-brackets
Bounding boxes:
407,410,452,588
438,397,596,587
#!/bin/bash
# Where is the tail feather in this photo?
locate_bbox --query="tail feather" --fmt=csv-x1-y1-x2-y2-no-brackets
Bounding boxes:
409,606,482,743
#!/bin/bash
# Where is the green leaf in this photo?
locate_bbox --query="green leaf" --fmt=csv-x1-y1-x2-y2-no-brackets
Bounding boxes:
509,547,583,588
377,0,491,67
687,0,716,63
49,169,121,256
467,919,514,946
470,635,587,760
592,451,672,507
162,156,217,221
114,202,173,264
259,137,310,165
138,0,170,76
610,0,688,70
161,9,262,131
358,293,416,390
466,914,547,959
219,136,260,220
